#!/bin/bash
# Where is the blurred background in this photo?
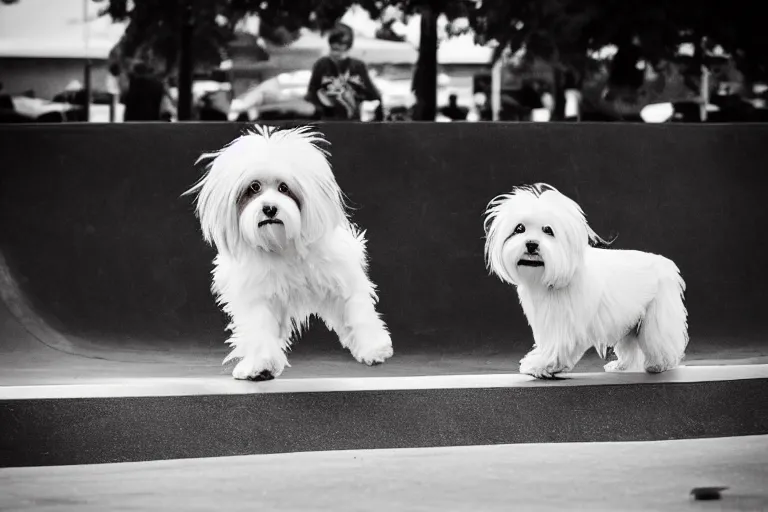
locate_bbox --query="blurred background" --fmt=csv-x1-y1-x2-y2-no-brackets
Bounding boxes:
0,0,766,125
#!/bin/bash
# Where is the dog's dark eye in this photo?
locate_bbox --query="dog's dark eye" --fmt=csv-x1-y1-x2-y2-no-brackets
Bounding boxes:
542,226,554,237
514,224,525,234
278,182,289,194
249,181,261,194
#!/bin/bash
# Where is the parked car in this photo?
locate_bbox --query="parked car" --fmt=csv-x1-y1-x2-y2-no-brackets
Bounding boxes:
52,88,125,122
228,69,451,122
640,96,768,123
0,93,80,123
168,79,233,121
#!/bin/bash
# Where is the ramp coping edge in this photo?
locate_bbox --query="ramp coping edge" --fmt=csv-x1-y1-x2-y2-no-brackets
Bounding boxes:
1,364,767,400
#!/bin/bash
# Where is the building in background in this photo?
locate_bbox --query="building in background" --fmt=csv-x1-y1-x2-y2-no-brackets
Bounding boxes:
0,0,125,101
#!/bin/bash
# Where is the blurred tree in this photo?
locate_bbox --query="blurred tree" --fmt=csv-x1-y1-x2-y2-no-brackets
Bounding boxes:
244,0,471,121
683,0,768,84
468,0,698,119
92,0,387,120
92,0,469,121
9,0,756,121
95,0,248,120
370,1,469,121
468,0,768,119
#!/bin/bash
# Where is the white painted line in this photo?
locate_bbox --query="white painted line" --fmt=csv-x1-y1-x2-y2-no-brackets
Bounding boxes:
1,364,766,400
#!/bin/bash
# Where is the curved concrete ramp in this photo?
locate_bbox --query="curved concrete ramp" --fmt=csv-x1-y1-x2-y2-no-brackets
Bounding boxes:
0,123,768,377
0,123,767,378
1,123,768,468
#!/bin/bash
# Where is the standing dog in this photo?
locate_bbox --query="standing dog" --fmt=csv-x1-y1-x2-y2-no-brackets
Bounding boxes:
184,125,393,380
483,183,688,378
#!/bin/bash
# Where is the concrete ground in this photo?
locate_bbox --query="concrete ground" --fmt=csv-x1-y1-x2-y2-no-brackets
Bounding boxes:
1,435,766,512
3,299,768,387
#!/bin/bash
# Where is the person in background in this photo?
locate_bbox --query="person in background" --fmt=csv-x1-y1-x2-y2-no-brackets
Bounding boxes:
305,23,382,121
466,92,483,122
563,72,582,122
539,83,555,119
198,93,228,121
440,93,469,121
105,63,122,122
123,62,166,122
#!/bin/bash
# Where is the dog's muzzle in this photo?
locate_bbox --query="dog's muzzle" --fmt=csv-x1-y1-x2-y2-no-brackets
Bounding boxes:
519,241,544,267
517,242,544,267
258,204,284,227
258,219,284,227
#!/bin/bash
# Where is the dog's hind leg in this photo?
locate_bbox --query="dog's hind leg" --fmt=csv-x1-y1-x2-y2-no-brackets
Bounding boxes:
604,335,645,372
637,271,689,374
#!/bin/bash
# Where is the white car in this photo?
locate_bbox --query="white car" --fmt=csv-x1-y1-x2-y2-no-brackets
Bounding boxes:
228,69,453,121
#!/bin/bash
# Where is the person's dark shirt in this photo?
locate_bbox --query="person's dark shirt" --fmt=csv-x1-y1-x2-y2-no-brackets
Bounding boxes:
124,74,165,121
305,56,381,120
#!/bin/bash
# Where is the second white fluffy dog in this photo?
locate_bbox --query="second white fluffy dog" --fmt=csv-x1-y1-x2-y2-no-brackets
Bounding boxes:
484,183,688,379
185,125,393,380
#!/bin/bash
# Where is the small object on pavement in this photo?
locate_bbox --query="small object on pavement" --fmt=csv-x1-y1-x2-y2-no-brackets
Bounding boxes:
690,486,729,500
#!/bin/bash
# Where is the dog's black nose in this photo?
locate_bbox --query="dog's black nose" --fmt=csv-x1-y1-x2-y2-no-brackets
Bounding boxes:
526,241,539,254
262,205,277,218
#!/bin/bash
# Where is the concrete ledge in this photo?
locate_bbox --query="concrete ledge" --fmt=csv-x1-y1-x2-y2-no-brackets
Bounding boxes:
1,366,767,468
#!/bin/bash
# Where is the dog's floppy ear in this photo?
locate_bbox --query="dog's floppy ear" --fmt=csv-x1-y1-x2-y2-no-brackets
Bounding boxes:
299,176,348,246
541,185,615,249
181,152,218,202
277,126,350,246
482,193,520,285
182,145,249,257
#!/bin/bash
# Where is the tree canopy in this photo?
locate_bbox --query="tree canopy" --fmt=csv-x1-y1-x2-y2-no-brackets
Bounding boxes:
473,0,766,82
6,0,764,119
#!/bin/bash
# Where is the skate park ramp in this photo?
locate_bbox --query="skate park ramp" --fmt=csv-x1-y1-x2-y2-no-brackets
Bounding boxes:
1,122,767,376
1,122,768,468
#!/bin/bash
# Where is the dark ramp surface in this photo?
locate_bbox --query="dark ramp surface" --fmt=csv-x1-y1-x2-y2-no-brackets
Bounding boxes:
0,122,767,381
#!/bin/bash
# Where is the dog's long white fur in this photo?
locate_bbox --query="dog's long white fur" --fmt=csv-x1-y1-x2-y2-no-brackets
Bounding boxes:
483,183,688,378
184,125,392,379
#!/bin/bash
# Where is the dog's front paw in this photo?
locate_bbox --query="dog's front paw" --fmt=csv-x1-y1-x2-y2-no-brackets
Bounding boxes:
519,354,565,380
350,328,394,366
645,363,676,374
604,360,628,372
231,357,286,381
519,364,561,379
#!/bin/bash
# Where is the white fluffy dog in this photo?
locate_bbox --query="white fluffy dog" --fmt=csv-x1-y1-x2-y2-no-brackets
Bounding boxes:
483,183,688,379
184,125,393,380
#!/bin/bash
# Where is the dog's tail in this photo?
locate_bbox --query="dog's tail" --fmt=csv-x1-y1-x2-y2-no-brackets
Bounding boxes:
637,259,689,370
